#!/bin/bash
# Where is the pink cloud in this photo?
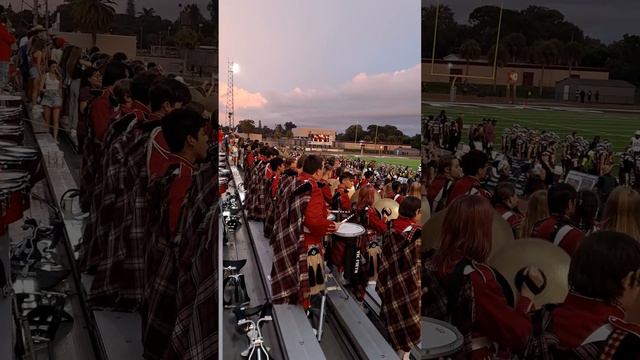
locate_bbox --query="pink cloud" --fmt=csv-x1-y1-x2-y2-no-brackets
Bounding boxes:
218,84,268,109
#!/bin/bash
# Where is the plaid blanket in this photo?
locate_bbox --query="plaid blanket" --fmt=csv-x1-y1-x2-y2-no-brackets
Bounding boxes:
89,113,140,307
169,164,218,360
254,165,268,221
263,175,277,238
142,163,180,360
246,161,263,219
271,178,311,305
270,173,296,246
376,222,422,352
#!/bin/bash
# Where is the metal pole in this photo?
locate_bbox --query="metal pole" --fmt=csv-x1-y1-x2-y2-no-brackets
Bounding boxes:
374,124,378,144
317,291,327,341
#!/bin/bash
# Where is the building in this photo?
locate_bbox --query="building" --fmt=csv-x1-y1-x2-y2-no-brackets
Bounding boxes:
555,78,637,105
292,128,337,147
422,58,609,88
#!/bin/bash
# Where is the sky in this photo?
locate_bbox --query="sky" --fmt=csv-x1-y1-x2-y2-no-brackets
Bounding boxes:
219,0,421,135
422,0,639,44
5,0,211,22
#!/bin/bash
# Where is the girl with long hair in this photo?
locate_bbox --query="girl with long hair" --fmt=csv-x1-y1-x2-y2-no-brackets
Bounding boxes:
519,190,549,239
600,186,640,240
40,60,63,141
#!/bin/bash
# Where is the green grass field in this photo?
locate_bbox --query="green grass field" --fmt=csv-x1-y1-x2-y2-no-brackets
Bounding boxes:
423,103,640,153
345,155,420,168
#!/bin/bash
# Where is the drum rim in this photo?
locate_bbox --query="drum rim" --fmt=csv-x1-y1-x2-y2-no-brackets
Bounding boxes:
421,316,464,358
334,222,366,237
0,180,27,191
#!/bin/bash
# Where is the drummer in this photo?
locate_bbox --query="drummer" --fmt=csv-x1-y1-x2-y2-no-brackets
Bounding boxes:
531,183,585,256
426,155,462,212
492,182,524,235
526,231,640,358
423,195,545,359
263,156,284,238
447,150,491,205
376,196,422,359
332,171,354,212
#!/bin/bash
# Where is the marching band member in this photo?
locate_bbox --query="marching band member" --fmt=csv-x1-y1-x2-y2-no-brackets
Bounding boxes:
269,155,305,247
143,108,209,360
447,150,491,205
426,155,462,213
531,183,585,256
600,186,640,240
377,196,422,359
423,195,544,359
519,190,549,239
358,170,374,189
263,157,285,238
332,171,354,211
492,182,525,235
525,231,640,359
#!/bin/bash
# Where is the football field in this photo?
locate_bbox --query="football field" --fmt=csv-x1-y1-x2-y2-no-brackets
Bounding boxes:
345,155,420,168
423,102,640,153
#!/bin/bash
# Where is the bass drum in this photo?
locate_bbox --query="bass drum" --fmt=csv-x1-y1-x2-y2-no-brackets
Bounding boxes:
416,317,463,359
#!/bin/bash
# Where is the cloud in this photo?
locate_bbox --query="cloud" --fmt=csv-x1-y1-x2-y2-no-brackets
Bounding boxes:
219,64,421,135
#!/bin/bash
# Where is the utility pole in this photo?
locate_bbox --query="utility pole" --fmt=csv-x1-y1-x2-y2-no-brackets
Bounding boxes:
374,125,379,144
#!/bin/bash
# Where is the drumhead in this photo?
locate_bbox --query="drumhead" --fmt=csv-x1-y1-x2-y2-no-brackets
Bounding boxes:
421,317,463,358
327,214,336,221
334,222,366,237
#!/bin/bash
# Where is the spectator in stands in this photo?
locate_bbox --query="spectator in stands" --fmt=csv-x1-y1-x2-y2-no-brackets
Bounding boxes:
28,37,45,104
600,186,640,240
62,46,91,143
40,60,63,142
572,189,600,235
0,14,15,91
112,52,127,63
518,190,548,239
50,37,65,64
595,162,618,205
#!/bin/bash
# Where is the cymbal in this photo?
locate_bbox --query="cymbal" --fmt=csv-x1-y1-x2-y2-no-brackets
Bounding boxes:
347,186,356,200
421,197,431,225
327,178,340,195
350,188,381,204
374,198,399,220
422,209,514,257
488,238,570,307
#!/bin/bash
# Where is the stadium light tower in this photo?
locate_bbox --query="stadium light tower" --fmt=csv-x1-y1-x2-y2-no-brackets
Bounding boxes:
226,59,240,131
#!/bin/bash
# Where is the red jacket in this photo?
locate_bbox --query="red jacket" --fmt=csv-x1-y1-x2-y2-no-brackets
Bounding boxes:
335,184,351,210
301,173,332,248
0,24,15,61
90,89,116,143
531,215,584,256
495,204,524,231
427,175,454,211
247,152,255,168
550,293,627,349
271,175,281,198
148,129,180,182
367,206,387,234
167,157,194,235
447,176,490,205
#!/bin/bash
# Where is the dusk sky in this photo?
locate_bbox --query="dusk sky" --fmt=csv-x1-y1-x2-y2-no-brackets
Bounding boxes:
423,0,639,44
220,0,421,135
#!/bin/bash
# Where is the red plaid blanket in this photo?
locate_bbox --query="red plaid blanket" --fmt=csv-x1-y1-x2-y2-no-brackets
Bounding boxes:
270,174,296,246
376,221,422,352
263,175,277,238
271,178,311,305
169,164,218,360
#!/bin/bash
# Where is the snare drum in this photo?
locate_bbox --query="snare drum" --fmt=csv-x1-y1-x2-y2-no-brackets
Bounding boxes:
0,170,30,224
334,223,366,282
420,317,463,359
327,213,336,221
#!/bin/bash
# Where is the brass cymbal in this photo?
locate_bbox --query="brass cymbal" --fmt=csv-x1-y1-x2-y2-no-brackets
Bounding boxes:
327,179,340,195
488,238,570,307
421,197,431,225
374,198,399,220
350,187,382,204
347,186,356,200
422,209,514,257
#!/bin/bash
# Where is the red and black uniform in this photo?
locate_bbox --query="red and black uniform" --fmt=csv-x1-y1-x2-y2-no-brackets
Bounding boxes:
531,215,584,256
333,184,351,211
525,293,640,359
263,172,281,238
495,203,524,234
90,89,117,143
424,258,533,359
427,175,454,212
148,128,180,182
301,173,332,250
447,176,491,205
393,193,405,204
358,178,370,190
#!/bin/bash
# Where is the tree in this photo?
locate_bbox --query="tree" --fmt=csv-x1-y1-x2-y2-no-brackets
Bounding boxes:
138,7,155,17
422,4,461,58
459,39,482,75
564,41,584,76
532,40,560,96
341,125,364,142
126,0,135,18
283,122,297,132
237,119,256,135
71,0,116,46
206,0,216,22
501,33,527,63
488,44,509,93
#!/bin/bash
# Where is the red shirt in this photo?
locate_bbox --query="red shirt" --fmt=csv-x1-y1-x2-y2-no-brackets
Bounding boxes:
271,175,281,197
367,206,387,234
393,194,405,204
335,184,351,211
551,293,626,348
320,180,333,205
147,129,180,181
531,215,584,256
90,89,116,143
301,173,332,248
447,176,490,205
0,24,15,61
167,157,194,235
359,179,370,189
247,152,255,168
125,100,151,124
427,175,453,211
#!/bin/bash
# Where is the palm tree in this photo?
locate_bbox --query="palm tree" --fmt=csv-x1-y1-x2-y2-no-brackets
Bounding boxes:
488,44,509,93
174,29,199,75
138,7,155,18
501,33,527,63
459,39,482,76
533,40,560,96
71,0,116,46
564,41,584,76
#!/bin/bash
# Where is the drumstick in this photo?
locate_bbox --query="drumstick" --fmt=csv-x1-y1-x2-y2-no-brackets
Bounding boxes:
340,213,355,224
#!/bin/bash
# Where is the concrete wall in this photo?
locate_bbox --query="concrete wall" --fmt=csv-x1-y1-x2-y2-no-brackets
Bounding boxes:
52,32,137,59
554,84,636,104
422,61,609,88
